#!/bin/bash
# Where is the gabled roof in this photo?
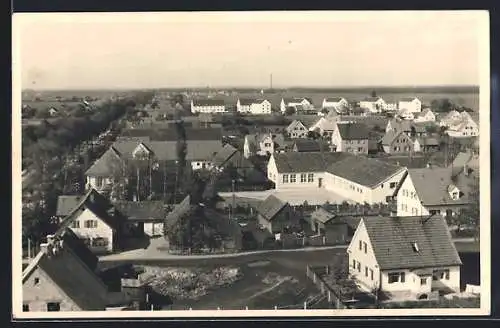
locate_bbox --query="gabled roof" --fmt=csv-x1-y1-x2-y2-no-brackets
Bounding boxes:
212,143,239,167
310,207,336,224
337,123,369,140
293,139,324,152
257,195,288,222
113,201,166,221
85,146,124,176
381,130,410,146
57,195,86,216
286,120,308,133
192,99,225,106
272,151,351,173
405,167,474,206
326,155,405,188
56,188,122,233
362,216,462,270
309,117,338,132
22,233,108,310
238,98,256,106
55,228,99,272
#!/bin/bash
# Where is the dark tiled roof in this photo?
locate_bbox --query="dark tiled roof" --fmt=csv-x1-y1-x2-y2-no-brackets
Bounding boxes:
151,127,222,141
362,216,462,270
56,228,99,272
238,98,256,106
326,155,405,188
57,195,85,216
85,146,124,176
451,151,479,170
113,201,166,221
257,195,288,221
272,151,351,173
377,156,433,169
192,99,225,106
337,123,369,140
293,139,324,152
324,97,345,103
310,207,336,224
406,167,474,206
164,195,193,231
212,143,238,167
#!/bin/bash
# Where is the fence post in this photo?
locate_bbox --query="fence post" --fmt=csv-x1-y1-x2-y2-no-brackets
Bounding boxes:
245,306,248,310
274,306,278,310
304,301,307,310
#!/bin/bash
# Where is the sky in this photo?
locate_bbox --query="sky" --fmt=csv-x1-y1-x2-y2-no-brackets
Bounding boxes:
13,11,487,90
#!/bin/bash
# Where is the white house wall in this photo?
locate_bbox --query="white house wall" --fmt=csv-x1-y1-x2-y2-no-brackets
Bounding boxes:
70,208,114,252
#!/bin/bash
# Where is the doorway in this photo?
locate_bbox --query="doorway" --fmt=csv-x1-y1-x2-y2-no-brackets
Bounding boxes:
318,178,323,188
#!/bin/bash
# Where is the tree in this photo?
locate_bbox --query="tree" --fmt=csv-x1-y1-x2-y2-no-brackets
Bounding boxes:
284,107,296,116
331,254,358,303
453,176,480,240
371,90,377,98
430,98,455,113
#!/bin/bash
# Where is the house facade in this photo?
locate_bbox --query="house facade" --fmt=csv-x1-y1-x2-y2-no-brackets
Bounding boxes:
237,99,272,115
309,113,340,137
398,97,422,113
381,130,415,154
331,123,369,154
191,99,226,113
322,97,349,110
439,111,479,138
414,108,436,123
286,120,309,139
280,97,314,113
256,195,296,234
348,216,462,300
359,97,386,113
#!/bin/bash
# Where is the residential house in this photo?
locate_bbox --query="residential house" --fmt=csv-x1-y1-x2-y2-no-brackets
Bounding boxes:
280,97,314,113
211,143,258,181
398,97,422,113
385,118,428,138
381,130,415,154
112,201,167,237
190,99,226,113
308,112,340,138
397,108,414,121
308,207,350,245
267,152,406,204
22,230,111,311
55,188,125,253
359,97,386,113
292,139,328,153
331,123,369,154
322,97,349,110
347,216,462,300
438,110,462,127
236,99,272,115
394,167,476,218
243,133,287,158
443,112,479,138
48,107,59,116
286,120,309,139
414,108,436,123
256,195,296,234
413,136,440,153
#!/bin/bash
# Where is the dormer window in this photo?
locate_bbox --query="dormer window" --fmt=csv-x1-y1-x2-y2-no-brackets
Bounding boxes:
447,184,461,200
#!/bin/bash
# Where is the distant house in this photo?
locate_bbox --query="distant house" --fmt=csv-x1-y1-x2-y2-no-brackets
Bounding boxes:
236,98,272,115
267,152,406,204
359,97,386,113
256,195,296,234
309,207,350,245
385,118,428,138
414,108,436,123
398,97,422,113
381,130,414,154
211,143,256,179
396,108,414,121
438,110,462,127
280,97,314,113
440,112,479,138
308,112,340,137
22,230,111,311
322,97,349,110
112,200,167,237
331,123,369,154
413,136,440,153
191,99,226,113
55,188,126,253
48,107,59,116
286,120,309,139
292,139,327,153
348,216,462,301
394,167,476,218
243,133,287,158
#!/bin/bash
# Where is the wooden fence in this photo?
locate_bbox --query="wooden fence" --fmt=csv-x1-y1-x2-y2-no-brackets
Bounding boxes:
306,265,345,309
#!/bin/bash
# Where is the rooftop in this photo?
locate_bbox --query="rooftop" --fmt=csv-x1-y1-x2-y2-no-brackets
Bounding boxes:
337,123,369,140
272,151,351,173
257,194,288,222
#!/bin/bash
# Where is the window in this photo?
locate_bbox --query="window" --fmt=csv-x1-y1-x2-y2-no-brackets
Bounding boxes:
357,262,361,272
264,143,271,147
370,269,374,281
290,174,296,183
84,220,98,228
92,237,109,247
71,221,80,229
365,266,368,277
307,173,314,183
282,174,289,183
358,147,363,152
300,174,307,183
47,302,61,312
388,272,405,284
96,177,103,187
443,269,450,280
359,240,363,250
363,242,367,253
421,278,427,285
23,304,29,312
430,209,441,215
352,259,356,268
34,277,40,285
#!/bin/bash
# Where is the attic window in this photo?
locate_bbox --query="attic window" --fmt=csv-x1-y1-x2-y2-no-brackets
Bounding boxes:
412,242,420,253
34,277,40,285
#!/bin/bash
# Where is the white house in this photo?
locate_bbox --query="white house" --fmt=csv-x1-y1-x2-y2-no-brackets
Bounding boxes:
286,120,309,139
438,110,462,127
237,98,272,115
280,97,314,113
267,152,407,204
191,99,226,113
394,167,476,218
359,97,386,113
331,123,369,154
443,112,479,138
48,107,60,116
308,112,340,137
244,133,287,158
322,97,349,110
348,216,462,301
398,97,422,113
396,108,414,121
414,108,436,123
